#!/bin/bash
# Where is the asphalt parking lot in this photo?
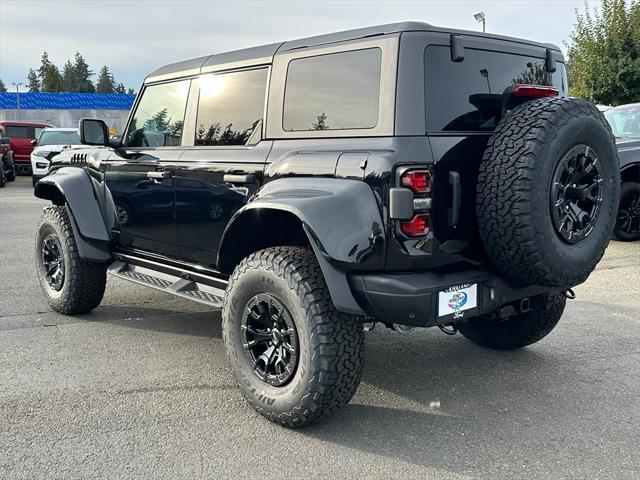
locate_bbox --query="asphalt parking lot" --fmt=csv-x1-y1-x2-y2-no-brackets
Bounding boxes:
1,176,639,479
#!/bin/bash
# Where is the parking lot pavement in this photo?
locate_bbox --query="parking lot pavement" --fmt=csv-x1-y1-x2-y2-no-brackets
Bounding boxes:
1,176,639,480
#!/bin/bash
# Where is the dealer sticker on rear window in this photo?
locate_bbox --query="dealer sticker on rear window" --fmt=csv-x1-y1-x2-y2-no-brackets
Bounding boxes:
438,283,478,319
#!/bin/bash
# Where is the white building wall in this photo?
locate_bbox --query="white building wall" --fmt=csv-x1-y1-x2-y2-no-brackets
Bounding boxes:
0,109,130,134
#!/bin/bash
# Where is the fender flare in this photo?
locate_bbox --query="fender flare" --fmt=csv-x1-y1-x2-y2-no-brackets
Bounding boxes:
34,167,112,262
218,178,386,315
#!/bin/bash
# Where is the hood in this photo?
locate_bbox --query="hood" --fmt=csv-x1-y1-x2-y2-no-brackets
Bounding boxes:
33,144,84,157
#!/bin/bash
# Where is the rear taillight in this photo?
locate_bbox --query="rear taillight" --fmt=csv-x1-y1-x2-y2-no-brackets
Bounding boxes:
512,85,559,98
400,214,430,238
401,169,432,194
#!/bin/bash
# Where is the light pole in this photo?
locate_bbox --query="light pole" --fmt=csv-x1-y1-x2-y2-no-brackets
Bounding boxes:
11,82,24,121
474,12,486,33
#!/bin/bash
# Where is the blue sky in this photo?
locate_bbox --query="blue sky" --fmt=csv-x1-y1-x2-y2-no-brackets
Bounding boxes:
0,0,602,91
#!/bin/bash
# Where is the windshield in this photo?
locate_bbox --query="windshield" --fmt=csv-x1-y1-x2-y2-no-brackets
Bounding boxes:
604,105,640,139
38,130,81,146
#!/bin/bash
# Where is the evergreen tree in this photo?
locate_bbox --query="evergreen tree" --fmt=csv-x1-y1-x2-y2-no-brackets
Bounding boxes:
0,79,7,93
96,66,116,93
62,60,75,91
71,52,95,92
115,82,126,94
311,112,329,130
567,0,640,105
27,69,40,92
37,51,53,85
127,88,135,95
41,64,64,92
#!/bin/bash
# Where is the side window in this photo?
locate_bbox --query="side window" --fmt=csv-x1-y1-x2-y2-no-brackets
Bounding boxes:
195,68,267,146
124,80,191,147
4,125,29,138
283,48,381,132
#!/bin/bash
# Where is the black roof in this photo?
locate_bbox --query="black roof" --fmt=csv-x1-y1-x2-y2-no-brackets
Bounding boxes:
146,21,562,83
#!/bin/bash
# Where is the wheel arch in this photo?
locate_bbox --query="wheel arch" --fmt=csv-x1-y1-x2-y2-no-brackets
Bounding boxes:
34,167,113,262
620,162,640,184
218,177,385,315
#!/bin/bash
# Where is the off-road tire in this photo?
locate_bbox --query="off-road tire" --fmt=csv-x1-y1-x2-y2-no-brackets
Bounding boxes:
477,97,619,288
222,246,364,428
458,293,566,350
35,206,107,314
613,181,640,242
0,167,6,188
5,152,16,181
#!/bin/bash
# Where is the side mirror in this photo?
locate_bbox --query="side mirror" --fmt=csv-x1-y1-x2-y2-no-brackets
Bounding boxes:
31,139,38,146
108,136,122,149
79,118,109,146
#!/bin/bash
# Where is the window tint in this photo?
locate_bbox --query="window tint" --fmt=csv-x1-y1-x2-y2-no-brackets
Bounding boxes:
283,49,381,131
195,68,267,146
124,80,190,147
425,46,567,132
5,125,29,138
38,130,81,146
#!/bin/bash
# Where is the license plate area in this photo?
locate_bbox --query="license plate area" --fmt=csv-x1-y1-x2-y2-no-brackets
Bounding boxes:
438,283,478,321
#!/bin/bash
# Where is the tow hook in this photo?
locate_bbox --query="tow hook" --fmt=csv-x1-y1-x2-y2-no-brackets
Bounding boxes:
563,288,576,300
438,324,458,336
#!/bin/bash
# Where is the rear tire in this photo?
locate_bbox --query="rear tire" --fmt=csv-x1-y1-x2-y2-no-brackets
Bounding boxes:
35,206,107,314
0,167,5,188
222,246,364,428
613,181,640,242
458,293,566,350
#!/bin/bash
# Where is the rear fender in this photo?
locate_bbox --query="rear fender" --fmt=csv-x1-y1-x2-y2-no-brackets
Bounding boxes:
218,178,386,315
34,167,112,262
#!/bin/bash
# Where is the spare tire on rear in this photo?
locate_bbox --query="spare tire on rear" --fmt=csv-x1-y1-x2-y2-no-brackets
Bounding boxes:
477,97,619,288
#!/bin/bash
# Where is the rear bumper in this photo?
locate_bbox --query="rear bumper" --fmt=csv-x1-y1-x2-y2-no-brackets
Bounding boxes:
348,269,558,327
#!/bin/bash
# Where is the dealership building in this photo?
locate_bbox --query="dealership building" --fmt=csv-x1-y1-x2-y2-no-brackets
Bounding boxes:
0,92,135,134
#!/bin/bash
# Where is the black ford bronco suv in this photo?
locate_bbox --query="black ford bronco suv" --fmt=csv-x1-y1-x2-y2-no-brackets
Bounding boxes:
33,22,620,427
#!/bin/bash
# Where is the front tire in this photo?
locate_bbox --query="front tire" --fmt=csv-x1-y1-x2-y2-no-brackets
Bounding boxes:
35,206,107,314
222,246,364,428
458,293,566,350
5,152,16,181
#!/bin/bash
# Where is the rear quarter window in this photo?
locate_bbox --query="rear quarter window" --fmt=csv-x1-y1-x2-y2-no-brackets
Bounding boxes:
425,45,567,132
283,48,381,131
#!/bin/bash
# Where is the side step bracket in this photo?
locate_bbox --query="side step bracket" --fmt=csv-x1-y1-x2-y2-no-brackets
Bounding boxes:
108,260,226,308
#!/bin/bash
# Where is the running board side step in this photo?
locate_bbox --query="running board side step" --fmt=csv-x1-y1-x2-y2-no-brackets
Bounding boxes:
108,260,226,308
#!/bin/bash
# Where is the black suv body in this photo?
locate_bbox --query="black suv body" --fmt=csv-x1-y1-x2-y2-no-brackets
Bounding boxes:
33,22,619,427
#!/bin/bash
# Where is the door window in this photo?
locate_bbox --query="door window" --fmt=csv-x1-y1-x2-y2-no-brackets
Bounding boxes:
124,80,191,147
283,48,381,131
195,68,268,146
4,125,29,138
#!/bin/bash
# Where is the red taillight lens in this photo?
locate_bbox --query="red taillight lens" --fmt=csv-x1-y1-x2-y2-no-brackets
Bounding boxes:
401,169,432,194
512,85,559,98
400,214,430,237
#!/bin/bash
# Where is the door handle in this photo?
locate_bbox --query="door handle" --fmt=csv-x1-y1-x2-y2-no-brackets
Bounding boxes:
223,174,254,184
147,170,173,180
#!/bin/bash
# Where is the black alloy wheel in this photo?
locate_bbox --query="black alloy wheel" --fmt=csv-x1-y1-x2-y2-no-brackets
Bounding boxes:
550,144,603,244
41,233,65,290
614,182,640,241
241,293,299,387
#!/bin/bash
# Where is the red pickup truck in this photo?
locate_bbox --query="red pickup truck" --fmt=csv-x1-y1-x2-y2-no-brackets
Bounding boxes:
0,121,53,174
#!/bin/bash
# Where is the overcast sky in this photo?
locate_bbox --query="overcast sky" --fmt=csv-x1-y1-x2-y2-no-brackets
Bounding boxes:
0,0,601,92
